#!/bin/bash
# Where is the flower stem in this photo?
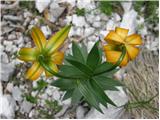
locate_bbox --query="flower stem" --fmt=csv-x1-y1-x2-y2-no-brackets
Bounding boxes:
94,46,126,76
38,55,81,79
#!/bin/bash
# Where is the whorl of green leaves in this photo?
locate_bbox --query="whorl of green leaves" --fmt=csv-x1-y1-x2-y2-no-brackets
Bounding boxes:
50,41,124,113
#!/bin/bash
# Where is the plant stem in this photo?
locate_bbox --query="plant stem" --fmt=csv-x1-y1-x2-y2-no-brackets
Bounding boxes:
94,46,126,76
38,55,82,79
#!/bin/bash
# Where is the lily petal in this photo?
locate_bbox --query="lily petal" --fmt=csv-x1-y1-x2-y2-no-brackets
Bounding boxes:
17,48,38,61
104,31,125,44
45,61,58,77
125,44,139,60
26,62,43,80
51,51,64,65
104,51,129,66
103,44,117,51
115,27,129,39
45,25,71,55
31,26,47,50
125,34,142,45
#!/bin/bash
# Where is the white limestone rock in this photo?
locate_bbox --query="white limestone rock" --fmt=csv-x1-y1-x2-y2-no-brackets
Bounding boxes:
1,62,15,82
84,27,95,37
0,94,16,118
92,21,101,28
12,86,22,101
72,14,87,27
120,9,137,35
20,100,33,113
76,106,86,119
41,26,51,38
35,0,51,13
6,83,14,93
121,1,132,13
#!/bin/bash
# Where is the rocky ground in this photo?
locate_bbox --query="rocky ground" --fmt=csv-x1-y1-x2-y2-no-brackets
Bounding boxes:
0,0,159,119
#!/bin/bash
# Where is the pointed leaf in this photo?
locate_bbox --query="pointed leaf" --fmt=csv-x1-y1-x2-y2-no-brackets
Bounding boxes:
90,79,116,106
65,58,93,76
72,41,85,63
63,89,74,100
71,88,82,105
93,75,123,90
86,41,100,70
80,42,88,62
51,79,76,89
78,80,103,113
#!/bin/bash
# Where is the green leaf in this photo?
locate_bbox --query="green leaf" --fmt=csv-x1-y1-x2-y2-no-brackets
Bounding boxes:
98,48,103,65
25,95,37,104
80,42,88,62
71,88,82,105
59,65,87,79
101,68,119,77
78,80,103,113
93,75,123,90
51,79,76,90
94,62,113,75
86,41,100,70
33,79,48,91
90,79,116,106
63,89,74,100
72,41,85,64
65,58,93,76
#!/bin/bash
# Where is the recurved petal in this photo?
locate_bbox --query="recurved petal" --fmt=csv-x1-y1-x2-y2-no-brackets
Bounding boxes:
115,27,129,39
104,31,125,44
125,44,140,60
17,48,38,61
45,25,71,55
125,34,142,45
31,26,47,50
26,62,43,81
104,50,129,66
45,61,58,77
51,51,64,65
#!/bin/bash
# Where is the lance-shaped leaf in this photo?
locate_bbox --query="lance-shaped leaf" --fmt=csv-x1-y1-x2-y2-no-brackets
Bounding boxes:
78,80,103,113
71,88,82,105
65,58,93,76
80,42,88,62
86,41,100,70
72,41,85,64
17,48,39,61
45,25,71,55
90,79,116,106
63,89,74,100
51,78,76,90
30,26,46,50
93,75,123,90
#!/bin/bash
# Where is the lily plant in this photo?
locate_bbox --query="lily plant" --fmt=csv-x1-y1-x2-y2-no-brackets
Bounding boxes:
17,25,142,113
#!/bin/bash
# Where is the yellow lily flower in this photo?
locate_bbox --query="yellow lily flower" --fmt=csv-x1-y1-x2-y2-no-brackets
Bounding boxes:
103,27,142,66
17,25,71,80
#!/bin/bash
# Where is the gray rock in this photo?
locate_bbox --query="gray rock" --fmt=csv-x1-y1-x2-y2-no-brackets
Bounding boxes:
12,86,22,101
72,14,87,27
41,26,51,38
35,0,51,13
1,62,15,82
120,9,137,35
92,21,101,28
0,94,16,118
20,100,33,113
6,83,14,93
46,2,65,23
76,106,85,119
121,1,132,13
84,27,95,37
1,52,9,63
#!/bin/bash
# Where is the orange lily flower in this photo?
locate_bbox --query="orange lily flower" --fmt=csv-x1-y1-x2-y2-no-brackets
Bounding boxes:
103,27,142,66
17,25,71,80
